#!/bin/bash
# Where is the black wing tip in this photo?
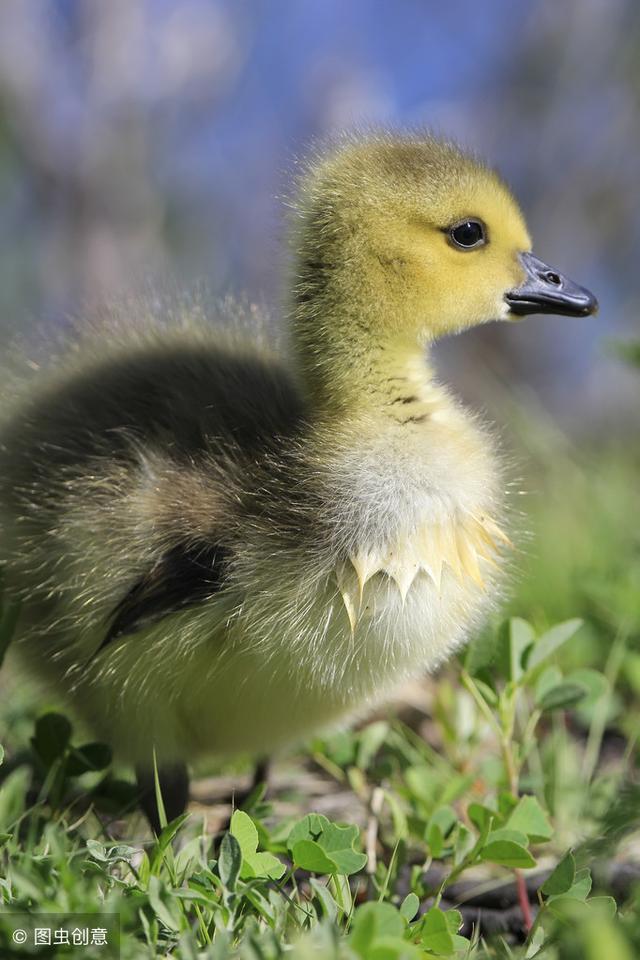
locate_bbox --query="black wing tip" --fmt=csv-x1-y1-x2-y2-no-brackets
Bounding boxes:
99,540,230,652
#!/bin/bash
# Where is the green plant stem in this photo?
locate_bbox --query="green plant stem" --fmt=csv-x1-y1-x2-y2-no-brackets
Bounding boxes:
377,840,399,903
433,865,464,906
501,734,518,797
312,751,346,783
501,697,533,933
329,873,352,919
525,890,547,947
459,671,535,930
434,831,490,905
460,671,502,737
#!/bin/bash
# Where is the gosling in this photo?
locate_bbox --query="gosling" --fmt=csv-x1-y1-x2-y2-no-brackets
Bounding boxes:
0,134,596,828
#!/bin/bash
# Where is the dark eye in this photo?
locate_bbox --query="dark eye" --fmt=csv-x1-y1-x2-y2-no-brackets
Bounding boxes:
448,219,486,250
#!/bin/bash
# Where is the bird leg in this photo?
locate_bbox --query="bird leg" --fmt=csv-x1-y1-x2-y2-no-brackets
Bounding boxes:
232,756,270,810
251,756,270,798
135,762,190,834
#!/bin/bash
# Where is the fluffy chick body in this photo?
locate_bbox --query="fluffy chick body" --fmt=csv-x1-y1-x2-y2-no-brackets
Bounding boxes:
0,133,594,771
0,327,503,764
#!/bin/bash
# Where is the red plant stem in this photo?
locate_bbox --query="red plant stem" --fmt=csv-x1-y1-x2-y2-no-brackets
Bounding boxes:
515,868,533,931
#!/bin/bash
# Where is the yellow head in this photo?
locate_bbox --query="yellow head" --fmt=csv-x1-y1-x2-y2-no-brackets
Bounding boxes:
290,133,597,408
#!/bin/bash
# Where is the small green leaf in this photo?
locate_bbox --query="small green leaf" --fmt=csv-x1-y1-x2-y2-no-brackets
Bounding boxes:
525,926,546,959
498,791,519,819
534,665,563,703
383,788,409,840
350,901,404,954
230,809,285,880
541,851,576,896
443,909,463,934
525,619,582,672
152,813,190,867
464,626,500,677
537,682,588,712
547,896,589,921
246,850,285,880
110,843,138,862
498,617,535,683
230,809,258,855
427,822,444,859
174,836,204,880
427,806,457,838
86,839,108,862
218,832,242,891
287,813,367,875
564,868,592,901
454,824,475,864
400,892,419,922
480,840,536,868
420,906,455,954
356,721,389,769
147,875,181,932
586,896,617,918
565,668,608,706
507,795,553,843
287,812,325,847
440,772,475,806
468,802,498,834
291,839,338,874
405,765,438,805
486,827,530,847
546,892,615,923
310,878,340,921
451,934,472,952
151,751,167,832
509,618,536,681
137,850,150,887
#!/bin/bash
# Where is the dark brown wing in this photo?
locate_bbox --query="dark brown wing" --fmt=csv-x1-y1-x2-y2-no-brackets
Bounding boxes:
99,540,230,652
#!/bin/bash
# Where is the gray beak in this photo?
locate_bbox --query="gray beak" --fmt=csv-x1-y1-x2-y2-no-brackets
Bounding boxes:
505,252,598,318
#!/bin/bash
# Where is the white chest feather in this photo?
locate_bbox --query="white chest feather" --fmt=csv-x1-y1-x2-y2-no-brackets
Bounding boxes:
335,511,510,631
298,395,509,697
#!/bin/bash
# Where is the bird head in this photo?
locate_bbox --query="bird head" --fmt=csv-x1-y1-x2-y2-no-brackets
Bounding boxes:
293,134,597,347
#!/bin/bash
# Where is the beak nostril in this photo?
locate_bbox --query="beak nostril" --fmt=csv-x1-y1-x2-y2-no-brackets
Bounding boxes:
511,251,597,316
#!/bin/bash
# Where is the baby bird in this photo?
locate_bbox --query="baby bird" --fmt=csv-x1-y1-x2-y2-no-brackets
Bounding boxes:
0,134,596,828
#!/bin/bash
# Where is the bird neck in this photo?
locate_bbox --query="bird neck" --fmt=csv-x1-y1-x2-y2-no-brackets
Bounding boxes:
291,299,441,424
288,213,449,423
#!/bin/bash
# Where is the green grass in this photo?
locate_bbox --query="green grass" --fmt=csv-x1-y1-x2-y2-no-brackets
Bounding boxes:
0,391,639,958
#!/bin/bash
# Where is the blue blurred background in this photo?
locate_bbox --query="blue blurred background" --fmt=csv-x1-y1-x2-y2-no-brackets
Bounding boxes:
0,0,638,428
